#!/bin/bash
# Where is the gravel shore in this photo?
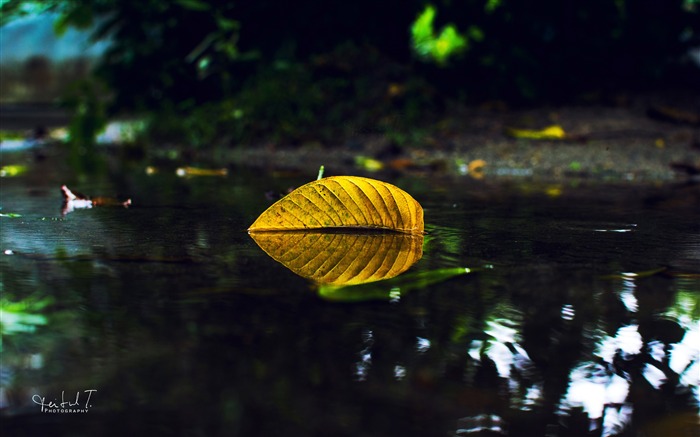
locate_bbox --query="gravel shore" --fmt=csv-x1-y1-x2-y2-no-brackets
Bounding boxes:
230,98,699,183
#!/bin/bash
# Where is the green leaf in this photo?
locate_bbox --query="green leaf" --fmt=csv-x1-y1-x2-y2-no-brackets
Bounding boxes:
411,5,469,65
411,5,437,56
318,267,477,302
434,26,468,64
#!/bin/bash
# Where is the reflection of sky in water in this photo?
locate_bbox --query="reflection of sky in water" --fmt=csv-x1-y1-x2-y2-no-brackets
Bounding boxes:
479,319,532,379
567,280,698,435
394,365,406,380
453,276,699,436
455,414,505,435
665,290,700,394
560,316,699,436
618,279,638,312
564,364,629,418
670,325,700,389
355,329,373,381
596,324,643,362
416,337,431,353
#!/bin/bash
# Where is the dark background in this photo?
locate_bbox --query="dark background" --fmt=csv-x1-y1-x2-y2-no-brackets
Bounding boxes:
2,0,698,147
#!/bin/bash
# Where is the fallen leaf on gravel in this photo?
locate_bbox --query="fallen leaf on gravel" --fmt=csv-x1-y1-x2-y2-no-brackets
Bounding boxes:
176,167,228,177
467,159,487,179
505,125,567,140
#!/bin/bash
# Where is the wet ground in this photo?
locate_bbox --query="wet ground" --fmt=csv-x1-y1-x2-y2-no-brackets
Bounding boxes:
2,90,699,182
225,92,699,183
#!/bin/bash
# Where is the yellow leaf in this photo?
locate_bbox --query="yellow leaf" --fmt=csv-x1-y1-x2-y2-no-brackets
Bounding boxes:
354,156,384,171
248,176,424,234
505,125,567,140
467,159,487,179
545,186,563,197
249,231,423,285
176,166,228,177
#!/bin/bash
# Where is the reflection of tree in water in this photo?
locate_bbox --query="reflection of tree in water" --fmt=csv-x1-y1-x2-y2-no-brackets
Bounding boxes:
3,198,698,436
340,266,697,436
445,272,698,436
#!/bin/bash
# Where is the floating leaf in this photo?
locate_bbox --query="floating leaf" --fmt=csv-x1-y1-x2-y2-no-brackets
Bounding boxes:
248,176,424,234
505,125,567,140
61,185,131,216
249,231,423,285
318,267,476,302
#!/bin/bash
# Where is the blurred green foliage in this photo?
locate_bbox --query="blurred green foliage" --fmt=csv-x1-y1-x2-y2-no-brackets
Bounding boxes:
62,78,109,148
412,5,467,65
1,0,698,145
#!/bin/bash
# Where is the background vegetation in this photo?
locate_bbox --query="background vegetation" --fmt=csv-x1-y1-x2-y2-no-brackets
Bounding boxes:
2,0,699,146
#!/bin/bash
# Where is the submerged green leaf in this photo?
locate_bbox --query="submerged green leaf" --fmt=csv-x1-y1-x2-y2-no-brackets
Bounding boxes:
318,267,477,302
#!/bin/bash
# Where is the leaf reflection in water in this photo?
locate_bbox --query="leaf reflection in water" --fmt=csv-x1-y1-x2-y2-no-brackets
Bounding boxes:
248,231,423,286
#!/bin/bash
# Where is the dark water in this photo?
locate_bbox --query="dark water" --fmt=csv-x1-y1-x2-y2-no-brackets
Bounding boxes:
1,148,698,437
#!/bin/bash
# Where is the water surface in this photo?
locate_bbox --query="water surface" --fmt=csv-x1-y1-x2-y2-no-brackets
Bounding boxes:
1,149,698,436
